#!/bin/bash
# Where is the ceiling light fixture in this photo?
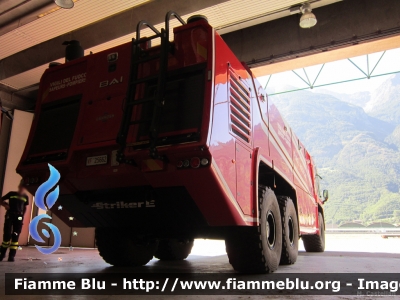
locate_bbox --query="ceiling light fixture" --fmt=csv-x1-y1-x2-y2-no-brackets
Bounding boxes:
299,3,317,28
54,0,74,9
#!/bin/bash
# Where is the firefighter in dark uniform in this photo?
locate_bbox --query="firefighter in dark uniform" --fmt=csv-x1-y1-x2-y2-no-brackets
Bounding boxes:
0,182,29,262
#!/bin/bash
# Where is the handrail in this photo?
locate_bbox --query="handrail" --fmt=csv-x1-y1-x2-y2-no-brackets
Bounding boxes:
165,11,186,36
136,20,161,41
119,11,187,161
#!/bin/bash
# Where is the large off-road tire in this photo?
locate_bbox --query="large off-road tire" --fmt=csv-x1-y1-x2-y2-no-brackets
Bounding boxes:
95,228,158,267
155,239,194,261
277,196,299,265
302,212,325,252
225,187,282,273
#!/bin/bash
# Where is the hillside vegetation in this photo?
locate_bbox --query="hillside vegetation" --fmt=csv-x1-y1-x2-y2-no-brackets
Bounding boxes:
270,74,400,225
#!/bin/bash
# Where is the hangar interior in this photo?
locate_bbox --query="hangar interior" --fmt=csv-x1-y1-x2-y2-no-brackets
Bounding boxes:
0,0,399,248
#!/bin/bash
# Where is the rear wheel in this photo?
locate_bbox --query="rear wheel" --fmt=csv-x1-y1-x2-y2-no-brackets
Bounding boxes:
155,239,194,261
277,196,299,265
225,187,282,273
95,228,157,267
302,212,325,252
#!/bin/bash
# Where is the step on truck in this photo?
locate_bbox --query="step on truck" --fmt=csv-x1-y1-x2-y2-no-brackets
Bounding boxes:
17,12,328,273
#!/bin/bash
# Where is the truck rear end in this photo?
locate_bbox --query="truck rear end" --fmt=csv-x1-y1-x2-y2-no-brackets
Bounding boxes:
18,14,244,239
17,12,326,272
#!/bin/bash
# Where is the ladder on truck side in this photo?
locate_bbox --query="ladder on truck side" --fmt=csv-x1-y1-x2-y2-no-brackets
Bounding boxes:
117,11,186,164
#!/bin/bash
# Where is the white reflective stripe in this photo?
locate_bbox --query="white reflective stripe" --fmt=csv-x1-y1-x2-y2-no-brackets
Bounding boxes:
291,157,314,198
267,122,293,165
292,134,308,167
244,216,258,223
294,170,310,193
261,120,312,192
10,196,27,202
211,161,257,224
268,136,313,199
258,154,272,168
206,28,216,146
293,171,316,202
268,135,295,185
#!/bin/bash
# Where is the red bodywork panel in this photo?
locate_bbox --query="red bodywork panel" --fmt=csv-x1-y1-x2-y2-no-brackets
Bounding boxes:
17,20,322,235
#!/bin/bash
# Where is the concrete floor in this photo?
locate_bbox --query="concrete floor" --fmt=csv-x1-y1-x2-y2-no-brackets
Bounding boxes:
1,235,400,299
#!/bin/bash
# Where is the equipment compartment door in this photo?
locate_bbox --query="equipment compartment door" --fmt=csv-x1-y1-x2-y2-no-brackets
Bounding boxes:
235,141,252,216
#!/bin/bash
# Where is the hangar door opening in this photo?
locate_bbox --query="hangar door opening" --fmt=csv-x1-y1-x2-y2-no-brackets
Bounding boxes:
258,47,400,253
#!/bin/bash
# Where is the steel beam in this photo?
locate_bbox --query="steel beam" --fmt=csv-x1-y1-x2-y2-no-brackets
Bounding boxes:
221,0,400,69
0,0,53,34
0,85,35,110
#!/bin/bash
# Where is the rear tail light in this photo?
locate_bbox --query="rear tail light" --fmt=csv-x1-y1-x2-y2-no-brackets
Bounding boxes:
183,160,190,168
200,158,209,166
190,157,200,168
177,157,210,169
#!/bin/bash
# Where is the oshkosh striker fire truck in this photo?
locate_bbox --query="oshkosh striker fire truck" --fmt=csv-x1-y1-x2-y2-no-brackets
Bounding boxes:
18,12,328,273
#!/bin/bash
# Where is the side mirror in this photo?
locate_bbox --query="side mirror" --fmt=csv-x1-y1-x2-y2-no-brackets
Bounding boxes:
322,190,329,203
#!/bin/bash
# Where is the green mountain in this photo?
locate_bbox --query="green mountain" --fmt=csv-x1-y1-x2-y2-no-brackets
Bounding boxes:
385,125,400,149
270,75,400,225
365,74,400,125
317,89,371,108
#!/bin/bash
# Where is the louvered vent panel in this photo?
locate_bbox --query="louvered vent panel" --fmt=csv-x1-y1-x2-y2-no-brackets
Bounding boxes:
229,69,251,144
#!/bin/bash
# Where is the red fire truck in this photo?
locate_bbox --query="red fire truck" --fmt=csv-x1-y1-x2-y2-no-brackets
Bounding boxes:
17,12,328,273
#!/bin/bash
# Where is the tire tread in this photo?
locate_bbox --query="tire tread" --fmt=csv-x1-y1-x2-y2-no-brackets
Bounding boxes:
155,239,194,261
277,196,298,265
225,188,281,273
95,228,156,267
302,213,325,252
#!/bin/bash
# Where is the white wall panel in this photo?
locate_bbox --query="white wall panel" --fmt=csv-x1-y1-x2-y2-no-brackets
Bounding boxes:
0,110,33,245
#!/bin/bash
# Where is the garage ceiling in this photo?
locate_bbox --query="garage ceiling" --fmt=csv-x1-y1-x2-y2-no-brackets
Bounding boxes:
0,0,339,99
0,0,150,60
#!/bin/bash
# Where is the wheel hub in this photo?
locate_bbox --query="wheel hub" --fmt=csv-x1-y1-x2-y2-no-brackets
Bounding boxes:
266,210,276,249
